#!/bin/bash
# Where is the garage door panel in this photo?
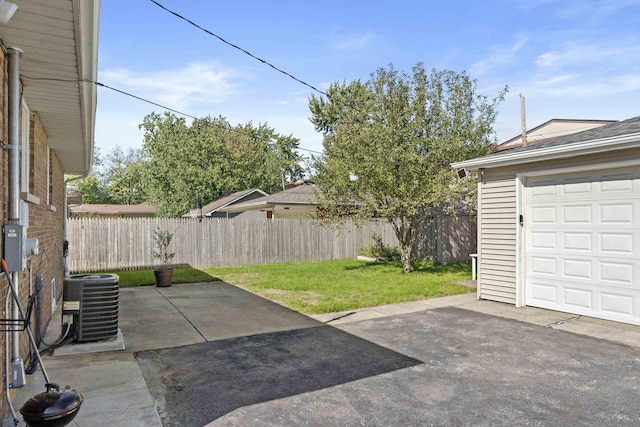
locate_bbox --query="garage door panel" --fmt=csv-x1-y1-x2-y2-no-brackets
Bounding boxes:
529,256,557,276
600,292,634,317
530,279,639,322
563,232,592,251
600,203,634,223
525,166,640,326
530,281,557,303
563,205,592,223
531,231,556,249
600,233,633,253
600,261,634,285
563,287,593,309
562,258,592,279
530,206,556,223
563,179,592,195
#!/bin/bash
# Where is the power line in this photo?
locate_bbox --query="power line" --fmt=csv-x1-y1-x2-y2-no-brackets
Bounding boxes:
21,75,198,119
20,75,324,155
148,0,328,98
145,1,425,134
97,81,200,120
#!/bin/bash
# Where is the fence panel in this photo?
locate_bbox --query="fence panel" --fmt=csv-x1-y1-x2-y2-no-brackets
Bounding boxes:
67,216,475,272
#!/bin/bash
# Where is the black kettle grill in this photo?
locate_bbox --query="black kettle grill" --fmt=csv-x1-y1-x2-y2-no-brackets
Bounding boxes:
19,383,83,427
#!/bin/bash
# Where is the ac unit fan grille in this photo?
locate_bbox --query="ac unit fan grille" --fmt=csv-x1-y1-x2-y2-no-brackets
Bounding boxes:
63,275,119,342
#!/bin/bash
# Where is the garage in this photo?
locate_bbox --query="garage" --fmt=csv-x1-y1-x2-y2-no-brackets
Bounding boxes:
524,167,640,324
452,116,640,326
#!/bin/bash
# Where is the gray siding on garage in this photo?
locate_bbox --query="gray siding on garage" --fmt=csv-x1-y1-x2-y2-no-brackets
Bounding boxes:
478,171,517,303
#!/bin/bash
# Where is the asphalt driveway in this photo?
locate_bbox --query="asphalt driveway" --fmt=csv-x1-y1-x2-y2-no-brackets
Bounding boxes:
136,290,640,426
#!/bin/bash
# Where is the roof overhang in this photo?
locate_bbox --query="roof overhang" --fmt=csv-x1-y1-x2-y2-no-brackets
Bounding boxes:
0,0,100,175
203,189,269,215
452,132,640,171
220,200,319,213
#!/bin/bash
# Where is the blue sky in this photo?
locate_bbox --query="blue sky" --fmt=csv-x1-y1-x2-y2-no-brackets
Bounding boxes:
96,0,640,159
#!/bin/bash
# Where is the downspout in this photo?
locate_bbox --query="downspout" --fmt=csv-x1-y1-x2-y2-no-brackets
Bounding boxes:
64,176,84,277
7,47,22,362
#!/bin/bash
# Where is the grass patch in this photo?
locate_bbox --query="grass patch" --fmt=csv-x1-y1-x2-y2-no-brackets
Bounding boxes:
201,259,474,314
101,260,474,314
106,268,219,288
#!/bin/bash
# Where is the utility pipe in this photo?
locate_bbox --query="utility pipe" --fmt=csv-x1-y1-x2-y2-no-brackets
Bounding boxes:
5,288,18,423
7,47,23,361
63,176,84,278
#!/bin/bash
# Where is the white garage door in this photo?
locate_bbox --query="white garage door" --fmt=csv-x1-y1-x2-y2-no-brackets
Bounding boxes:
525,166,640,325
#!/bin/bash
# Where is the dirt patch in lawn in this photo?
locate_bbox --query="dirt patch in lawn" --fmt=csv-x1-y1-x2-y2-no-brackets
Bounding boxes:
261,289,324,306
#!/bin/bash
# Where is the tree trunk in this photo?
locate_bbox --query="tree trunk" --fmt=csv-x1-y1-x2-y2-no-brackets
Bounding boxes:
400,243,412,273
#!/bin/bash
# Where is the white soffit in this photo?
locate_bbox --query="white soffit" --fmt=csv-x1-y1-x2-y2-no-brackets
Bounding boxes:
0,0,99,174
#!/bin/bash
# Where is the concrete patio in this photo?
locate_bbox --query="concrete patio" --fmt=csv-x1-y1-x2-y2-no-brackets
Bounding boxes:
5,281,640,426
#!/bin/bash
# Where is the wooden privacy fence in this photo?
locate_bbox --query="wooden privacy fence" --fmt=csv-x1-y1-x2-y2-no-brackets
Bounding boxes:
67,216,476,272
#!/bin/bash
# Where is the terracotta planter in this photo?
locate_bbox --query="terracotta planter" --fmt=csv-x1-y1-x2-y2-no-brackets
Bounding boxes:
154,269,174,287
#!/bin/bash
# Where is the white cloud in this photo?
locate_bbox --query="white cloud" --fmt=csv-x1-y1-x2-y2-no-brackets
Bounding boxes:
332,32,376,51
535,43,640,68
100,62,245,110
530,73,640,98
470,36,529,76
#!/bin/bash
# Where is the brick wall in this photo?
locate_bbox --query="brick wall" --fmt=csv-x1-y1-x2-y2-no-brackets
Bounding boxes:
0,47,67,419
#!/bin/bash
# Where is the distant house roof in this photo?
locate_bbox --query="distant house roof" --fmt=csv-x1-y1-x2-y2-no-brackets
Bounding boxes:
498,119,617,151
284,177,314,189
219,183,319,214
182,188,269,217
453,116,640,171
70,203,156,217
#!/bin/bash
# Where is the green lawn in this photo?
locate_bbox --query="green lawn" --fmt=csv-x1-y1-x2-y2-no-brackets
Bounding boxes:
110,259,474,314
110,268,219,288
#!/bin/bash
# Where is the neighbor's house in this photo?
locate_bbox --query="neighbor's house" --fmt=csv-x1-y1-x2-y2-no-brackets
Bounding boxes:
452,116,640,326
0,0,99,417
181,188,268,219
498,118,617,151
69,203,156,218
219,180,319,219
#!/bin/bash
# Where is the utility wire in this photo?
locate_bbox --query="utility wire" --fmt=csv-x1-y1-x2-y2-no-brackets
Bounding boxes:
97,81,200,120
148,1,384,124
149,0,329,98
21,75,198,119
20,75,324,155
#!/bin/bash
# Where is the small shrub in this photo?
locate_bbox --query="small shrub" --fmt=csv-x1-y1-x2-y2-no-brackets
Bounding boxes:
152,227,176,269
360,233,401,261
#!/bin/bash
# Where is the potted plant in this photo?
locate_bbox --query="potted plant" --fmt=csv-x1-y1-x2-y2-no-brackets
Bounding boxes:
152,226,175,287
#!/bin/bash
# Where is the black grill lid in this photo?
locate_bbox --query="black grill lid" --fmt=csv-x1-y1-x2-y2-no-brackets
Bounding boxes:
20,383,83,421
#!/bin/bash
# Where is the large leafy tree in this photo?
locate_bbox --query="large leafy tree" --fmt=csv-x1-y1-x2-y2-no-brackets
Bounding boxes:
103,146,148,204
309,63,506,272
140,112,304,217
74,146,147,204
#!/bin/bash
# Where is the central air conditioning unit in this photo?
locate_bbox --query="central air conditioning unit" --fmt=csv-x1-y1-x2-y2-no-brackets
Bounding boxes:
62,274,119,342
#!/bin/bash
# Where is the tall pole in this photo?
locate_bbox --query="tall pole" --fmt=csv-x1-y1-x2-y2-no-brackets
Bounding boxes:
520,94,527,147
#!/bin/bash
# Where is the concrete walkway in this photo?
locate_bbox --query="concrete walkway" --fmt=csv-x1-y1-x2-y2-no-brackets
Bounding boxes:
4,282,640,426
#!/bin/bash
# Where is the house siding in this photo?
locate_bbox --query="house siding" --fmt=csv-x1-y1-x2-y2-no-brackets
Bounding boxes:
478,172,517,303
0,50,66,417
477,147,640,306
